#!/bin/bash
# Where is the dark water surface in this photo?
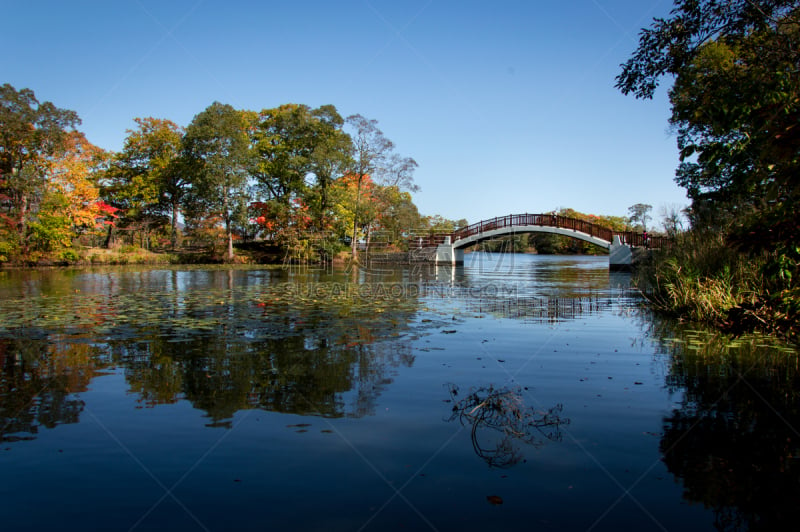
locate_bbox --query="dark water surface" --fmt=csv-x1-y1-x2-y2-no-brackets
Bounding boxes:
1,253,798,531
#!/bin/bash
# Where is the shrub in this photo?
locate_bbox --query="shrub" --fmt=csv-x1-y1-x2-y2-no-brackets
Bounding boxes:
58,249,81,263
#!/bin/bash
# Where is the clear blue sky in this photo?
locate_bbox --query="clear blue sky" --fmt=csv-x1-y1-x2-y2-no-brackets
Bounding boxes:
3,0,687,227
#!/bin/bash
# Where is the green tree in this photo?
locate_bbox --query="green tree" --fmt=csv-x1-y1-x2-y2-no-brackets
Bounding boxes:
248,104,353,236
105,118,186,249
249,104,316,203
373,185,422,247
307,106,353,231
627,203,653,231
422,215,467,235
618,1,800,338
0,83,80,249
617,0,799,244
183,102,251,260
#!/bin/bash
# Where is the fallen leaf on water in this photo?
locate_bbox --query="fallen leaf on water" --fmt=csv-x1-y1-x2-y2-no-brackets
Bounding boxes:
486,495,503,505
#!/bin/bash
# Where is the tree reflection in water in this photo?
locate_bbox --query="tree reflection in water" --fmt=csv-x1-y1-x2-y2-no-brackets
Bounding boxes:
1,324,416,438
0,338,108,443
445,383,568,468
117,333,415,426
653,324,800,531
0,267,428,439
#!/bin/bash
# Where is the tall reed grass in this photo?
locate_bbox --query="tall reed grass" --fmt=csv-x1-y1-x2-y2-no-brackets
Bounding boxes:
636,231,765,324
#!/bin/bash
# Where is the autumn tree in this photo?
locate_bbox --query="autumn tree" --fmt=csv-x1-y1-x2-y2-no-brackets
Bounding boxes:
0,83,80,250
344,114,417,260
183,102,251,260
47,132,107,229
26,132,107,256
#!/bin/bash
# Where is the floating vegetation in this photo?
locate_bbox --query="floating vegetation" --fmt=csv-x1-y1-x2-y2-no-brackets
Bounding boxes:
0,277,458,345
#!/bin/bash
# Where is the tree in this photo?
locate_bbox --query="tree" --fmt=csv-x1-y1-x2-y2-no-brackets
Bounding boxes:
307,106,353,231
329,172,380,248
618,1,800,337
372,185,423,247
105,118,186,249
617,1,800,245
616,0,795,100
344,114,417,260
248,104,353,236
249,104,316,204
381,153,419,192
0,83,80,247
48,132,107,230
659,203,686,236
21,132,107,256
183,102,251,260
422,215,467,235
627,203,653,231
345,115,392,260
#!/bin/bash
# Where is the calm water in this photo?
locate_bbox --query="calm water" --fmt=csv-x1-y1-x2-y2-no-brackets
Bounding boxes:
1,253,799,531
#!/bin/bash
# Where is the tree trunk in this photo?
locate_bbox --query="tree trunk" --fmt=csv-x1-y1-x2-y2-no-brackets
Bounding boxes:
350,174,363,261
351,218,358,260
18,194,28,252
225,216,234,261
223,187,233,261
171,202,179,250
103,224,114,249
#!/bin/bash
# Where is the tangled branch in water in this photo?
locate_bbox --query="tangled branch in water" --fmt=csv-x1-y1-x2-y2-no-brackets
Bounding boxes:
446,383,569,468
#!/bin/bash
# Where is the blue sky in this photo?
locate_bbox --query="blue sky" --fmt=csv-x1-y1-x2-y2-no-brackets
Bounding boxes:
3,0,686,227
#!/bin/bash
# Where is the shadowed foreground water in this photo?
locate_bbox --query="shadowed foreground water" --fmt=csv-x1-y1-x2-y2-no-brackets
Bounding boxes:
1,253,798,531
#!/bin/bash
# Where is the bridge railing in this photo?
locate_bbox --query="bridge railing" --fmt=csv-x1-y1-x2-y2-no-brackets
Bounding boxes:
448,214,671,249
453,214,615,242
616,232,670,249
409,234,451,248
407,214,671,250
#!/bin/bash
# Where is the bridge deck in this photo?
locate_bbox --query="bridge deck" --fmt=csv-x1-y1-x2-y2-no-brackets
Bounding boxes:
412,213,668,249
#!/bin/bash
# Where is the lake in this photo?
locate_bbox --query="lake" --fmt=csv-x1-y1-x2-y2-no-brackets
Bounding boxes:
1,253,798,531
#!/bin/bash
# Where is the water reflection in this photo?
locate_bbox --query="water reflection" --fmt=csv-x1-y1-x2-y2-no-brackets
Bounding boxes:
464,295,614,323
0,266,432,439
0,338,107,442
651,322,800,530
0,259,634,443
117,334,415,426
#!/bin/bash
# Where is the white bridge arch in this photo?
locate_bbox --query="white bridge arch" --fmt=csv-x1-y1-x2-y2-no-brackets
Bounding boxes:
453,224,611,250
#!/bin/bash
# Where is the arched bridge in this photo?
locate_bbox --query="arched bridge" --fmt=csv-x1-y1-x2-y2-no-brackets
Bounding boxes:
415,213,668,270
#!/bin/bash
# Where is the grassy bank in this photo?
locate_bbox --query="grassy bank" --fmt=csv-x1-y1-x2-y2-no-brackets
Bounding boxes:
635,231,799,344
0,241,315,268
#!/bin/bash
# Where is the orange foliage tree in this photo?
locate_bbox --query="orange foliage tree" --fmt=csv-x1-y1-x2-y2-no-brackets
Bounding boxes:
27,132,107,255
